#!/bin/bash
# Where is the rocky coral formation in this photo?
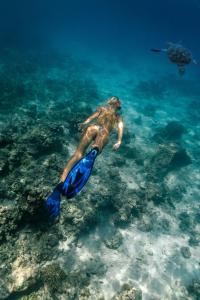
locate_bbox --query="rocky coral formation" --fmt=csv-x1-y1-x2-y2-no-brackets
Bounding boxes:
42,263,67,295
0,204,22,243
180,246,191,259
112,284,142,300
153,121,187,143
0,48,105,299
146,143,191,182
187,280,200,300
104,229,123,249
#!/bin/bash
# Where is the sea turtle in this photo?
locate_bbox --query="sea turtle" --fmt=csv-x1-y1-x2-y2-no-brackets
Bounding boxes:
151,42,197,75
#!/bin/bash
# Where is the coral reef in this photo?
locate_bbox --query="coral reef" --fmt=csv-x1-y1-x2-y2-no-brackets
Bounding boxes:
146,143,191,182
0,47,198,300
0,48,105,299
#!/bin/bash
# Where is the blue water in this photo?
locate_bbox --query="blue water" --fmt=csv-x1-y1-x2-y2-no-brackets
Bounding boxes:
0,1,200,299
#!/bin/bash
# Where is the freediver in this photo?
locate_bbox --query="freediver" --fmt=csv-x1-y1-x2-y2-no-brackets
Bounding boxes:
151,42,197,75
45,96,124,217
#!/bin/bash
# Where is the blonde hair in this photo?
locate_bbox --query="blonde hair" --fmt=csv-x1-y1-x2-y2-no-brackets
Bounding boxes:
107,96,121,108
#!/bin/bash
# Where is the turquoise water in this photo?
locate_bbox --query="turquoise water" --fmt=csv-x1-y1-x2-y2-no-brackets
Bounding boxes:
0,1,200,299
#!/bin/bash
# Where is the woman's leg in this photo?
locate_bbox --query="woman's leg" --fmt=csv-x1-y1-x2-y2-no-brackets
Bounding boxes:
60,125,99,182
92,128,109,153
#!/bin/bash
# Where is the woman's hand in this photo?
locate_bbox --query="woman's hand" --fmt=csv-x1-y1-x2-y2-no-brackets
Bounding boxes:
113,141,121,150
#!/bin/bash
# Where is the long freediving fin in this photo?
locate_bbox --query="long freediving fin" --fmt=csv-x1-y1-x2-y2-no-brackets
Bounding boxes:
44,188,61,218
44,148,99,218
62,147,99,199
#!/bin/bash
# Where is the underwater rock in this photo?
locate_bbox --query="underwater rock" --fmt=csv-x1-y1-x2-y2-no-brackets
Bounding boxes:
0,228,55,299
112,283,142,300
153,121,187,143
188,233,199,247
179,212,192,232
146,143,192,181
144,181,171,206
187,279,200,299
7,266,41,300
169,145,191,169
104,230,123,249
180,246,191,259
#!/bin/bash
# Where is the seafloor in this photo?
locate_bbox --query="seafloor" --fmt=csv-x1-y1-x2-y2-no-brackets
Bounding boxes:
0,47,200,300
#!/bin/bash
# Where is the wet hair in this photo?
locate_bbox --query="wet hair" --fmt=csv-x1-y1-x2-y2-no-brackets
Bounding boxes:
107,96,121,109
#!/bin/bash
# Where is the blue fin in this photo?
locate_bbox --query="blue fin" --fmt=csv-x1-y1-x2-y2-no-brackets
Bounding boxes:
45,189,61,218
63,148,99,199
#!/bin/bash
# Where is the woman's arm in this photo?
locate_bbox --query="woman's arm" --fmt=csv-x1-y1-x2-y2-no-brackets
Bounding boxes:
113,117,124,150
78,108,101,131
82,110,100,125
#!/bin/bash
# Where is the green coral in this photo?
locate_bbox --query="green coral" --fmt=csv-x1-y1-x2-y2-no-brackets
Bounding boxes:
112,283,142,300
42,263,67,293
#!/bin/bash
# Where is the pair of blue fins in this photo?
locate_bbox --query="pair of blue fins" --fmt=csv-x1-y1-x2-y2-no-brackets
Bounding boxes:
44,148,99,218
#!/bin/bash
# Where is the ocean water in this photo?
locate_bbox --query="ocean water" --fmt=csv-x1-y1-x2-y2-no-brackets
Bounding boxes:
0,1,200,299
